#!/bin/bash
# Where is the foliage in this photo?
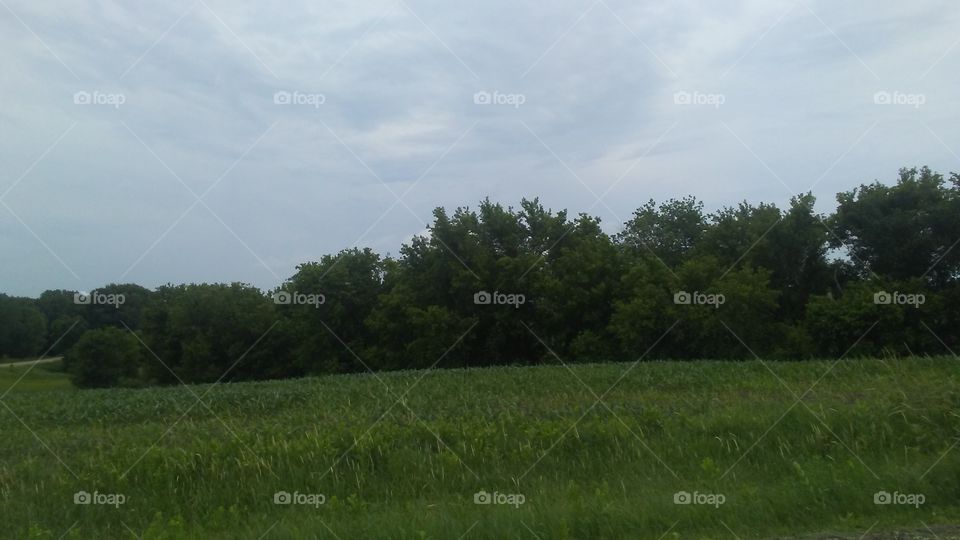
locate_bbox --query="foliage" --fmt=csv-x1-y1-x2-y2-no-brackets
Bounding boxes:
0,166,957,386
0,294,47,359
832,166,960,285
63,327,142,388
139,283,279,384
2,357,959,538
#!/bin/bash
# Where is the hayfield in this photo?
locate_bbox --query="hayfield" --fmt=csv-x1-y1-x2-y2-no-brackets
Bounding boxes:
1,358,958,539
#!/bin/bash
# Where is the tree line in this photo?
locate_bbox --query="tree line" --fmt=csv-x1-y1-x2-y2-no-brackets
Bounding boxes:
2,166,958,388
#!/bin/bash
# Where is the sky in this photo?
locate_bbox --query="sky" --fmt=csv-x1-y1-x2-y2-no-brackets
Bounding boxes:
1,0,958,297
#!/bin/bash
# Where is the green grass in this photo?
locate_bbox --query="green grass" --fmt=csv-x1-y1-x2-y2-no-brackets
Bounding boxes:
0,361,72,393
1,358,958,539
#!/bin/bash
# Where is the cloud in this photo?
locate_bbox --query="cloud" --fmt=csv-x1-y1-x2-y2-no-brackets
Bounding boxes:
1,0,958,295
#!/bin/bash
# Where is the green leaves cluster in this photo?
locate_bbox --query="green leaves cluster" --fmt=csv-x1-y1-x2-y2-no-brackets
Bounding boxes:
2,166,957,387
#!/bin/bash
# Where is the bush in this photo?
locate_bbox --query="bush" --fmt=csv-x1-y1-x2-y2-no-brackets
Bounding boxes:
64,328,142,388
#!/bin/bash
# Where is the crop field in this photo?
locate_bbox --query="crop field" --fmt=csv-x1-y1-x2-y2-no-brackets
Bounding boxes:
1,358,958,539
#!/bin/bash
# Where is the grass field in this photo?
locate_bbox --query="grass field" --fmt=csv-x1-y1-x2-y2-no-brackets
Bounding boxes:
1,358,958,539
0,361,73,393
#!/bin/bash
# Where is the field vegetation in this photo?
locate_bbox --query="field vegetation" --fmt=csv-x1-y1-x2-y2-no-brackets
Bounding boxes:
1,358,958,538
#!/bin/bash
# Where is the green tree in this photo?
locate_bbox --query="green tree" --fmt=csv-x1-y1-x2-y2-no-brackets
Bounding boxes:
831,167,960,286
607,256,677,359
140,283,280,384
36,289,86,353
609,256,780,359
369,199,591,368
0,294,47,359
75,283,154,330
803,280,930,358
280,248,388,374
64,327,142,388
617,196,706,268
697,195,831,321
531,213,624,361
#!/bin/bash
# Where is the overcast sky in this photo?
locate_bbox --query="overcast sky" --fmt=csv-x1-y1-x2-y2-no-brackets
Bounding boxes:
1,0,958,297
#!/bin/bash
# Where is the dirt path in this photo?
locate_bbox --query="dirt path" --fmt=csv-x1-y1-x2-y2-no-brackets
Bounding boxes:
1,356,62,368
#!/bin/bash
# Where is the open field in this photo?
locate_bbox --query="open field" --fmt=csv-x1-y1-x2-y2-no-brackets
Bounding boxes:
0,361,73,393
1,358,958,539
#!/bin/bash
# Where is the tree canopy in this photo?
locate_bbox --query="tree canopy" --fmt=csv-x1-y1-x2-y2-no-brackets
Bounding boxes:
2,167,957,388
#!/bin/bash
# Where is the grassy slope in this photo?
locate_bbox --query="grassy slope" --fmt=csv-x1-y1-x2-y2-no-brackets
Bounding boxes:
1,358,958,539
0,362,73,393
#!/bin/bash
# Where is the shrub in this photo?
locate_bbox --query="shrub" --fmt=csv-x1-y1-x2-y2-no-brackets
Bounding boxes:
64,327,142,388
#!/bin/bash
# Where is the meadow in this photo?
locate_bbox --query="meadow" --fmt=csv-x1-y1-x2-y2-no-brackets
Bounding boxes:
1,358,958,539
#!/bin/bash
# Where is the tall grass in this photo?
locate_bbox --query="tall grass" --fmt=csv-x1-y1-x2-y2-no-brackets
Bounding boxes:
1,358,958,538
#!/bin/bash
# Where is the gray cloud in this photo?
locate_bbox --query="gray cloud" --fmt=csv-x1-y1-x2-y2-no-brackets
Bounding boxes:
1,0,958,296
